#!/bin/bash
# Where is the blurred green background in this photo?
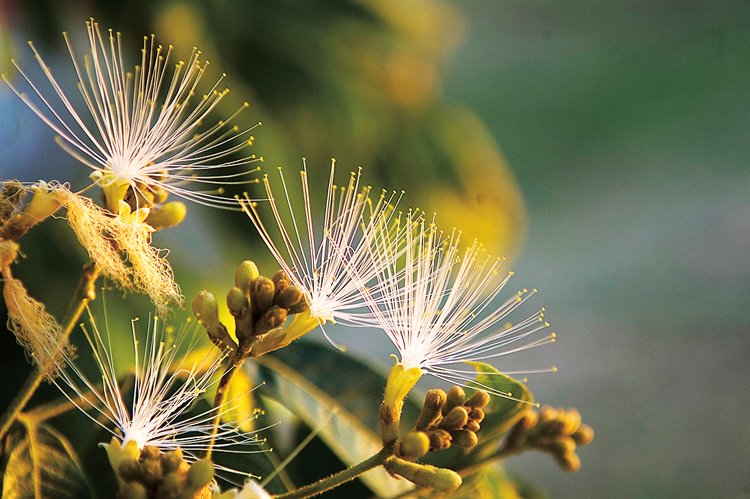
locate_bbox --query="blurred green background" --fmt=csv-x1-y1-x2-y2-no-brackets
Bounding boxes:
2,0,750,497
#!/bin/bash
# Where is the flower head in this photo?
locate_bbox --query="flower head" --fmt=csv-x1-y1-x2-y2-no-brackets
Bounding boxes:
360,217,556,398
241,160,399,333
3,18,259,210
52,310,268,464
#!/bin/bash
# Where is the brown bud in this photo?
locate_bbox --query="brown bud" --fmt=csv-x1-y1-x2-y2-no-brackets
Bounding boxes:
539,419,566,439
117,458,141,482
561,408,582,435
550,436,577,457
439,406,469,432
139,456,163,486
521,410,539,431
415,389,446,430
252,277,275,315
157,471,182,497
255,306,288,334
272,270,290,294
288,297,310,314
119,481,148,499
140,445,160,462
554,451,581,472
426,429,452,452
464,390,491,409
464,420,481,432
539,406,558,422
572,424,595,446
274,285,303,309
443,386,466,415
161,448,184,474
450,429,478,448
467,407,485,423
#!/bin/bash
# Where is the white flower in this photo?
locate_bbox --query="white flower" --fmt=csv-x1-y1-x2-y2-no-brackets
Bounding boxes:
3,18,259,209
359,217,556,397
241,159,400,332
53,311,268,463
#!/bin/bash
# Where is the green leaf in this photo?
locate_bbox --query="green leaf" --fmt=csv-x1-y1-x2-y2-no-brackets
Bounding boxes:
465,361,534,440
257,342,415,496
2,421,91,499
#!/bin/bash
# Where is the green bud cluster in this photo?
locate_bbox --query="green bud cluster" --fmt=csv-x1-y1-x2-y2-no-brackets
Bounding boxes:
193,261,310,356
504,406,594,472
114,445,214,499
410,386,489,454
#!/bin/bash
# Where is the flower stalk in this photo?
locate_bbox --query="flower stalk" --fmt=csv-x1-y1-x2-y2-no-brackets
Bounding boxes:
273,448,392,499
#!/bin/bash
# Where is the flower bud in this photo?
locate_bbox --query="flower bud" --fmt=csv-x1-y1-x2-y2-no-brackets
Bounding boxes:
467,407,485,423
464,390,491,409
554,451,581,472
252,277,275,314
235,260,260,290
549,436,576,456
157,471,183,497
439,406,469,432
227,287,249,317
539,406,558,422
161,448,184,474
140,456,163,486
272,270,290,294
561,408,582,435
415,389,446,431
450,430,478,448
255,305,288,334
443,386,465,415
274,285,303,309
117,458,141,482
426,429,452,452
145,201,187,230
464,420,481,432
385,458,462,493
395,432,430,461
288,297,311,314
119,481,148,499
192,291,220,330
572,424,595,446
185,459,214,491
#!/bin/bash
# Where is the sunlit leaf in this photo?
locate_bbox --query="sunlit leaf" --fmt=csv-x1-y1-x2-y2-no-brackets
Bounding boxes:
2,421,91,499
465,361,534,441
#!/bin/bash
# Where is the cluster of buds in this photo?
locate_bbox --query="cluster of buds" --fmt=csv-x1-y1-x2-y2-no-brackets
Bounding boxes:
105,439,214,499
0,181,62,241
503,406,595,471
192,260,311,356
396,386,490,460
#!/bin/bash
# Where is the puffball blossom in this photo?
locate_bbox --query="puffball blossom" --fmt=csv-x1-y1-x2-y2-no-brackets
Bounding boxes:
360,217,556,399
3,18,259,209
241,160,400,339
53,312,267,463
